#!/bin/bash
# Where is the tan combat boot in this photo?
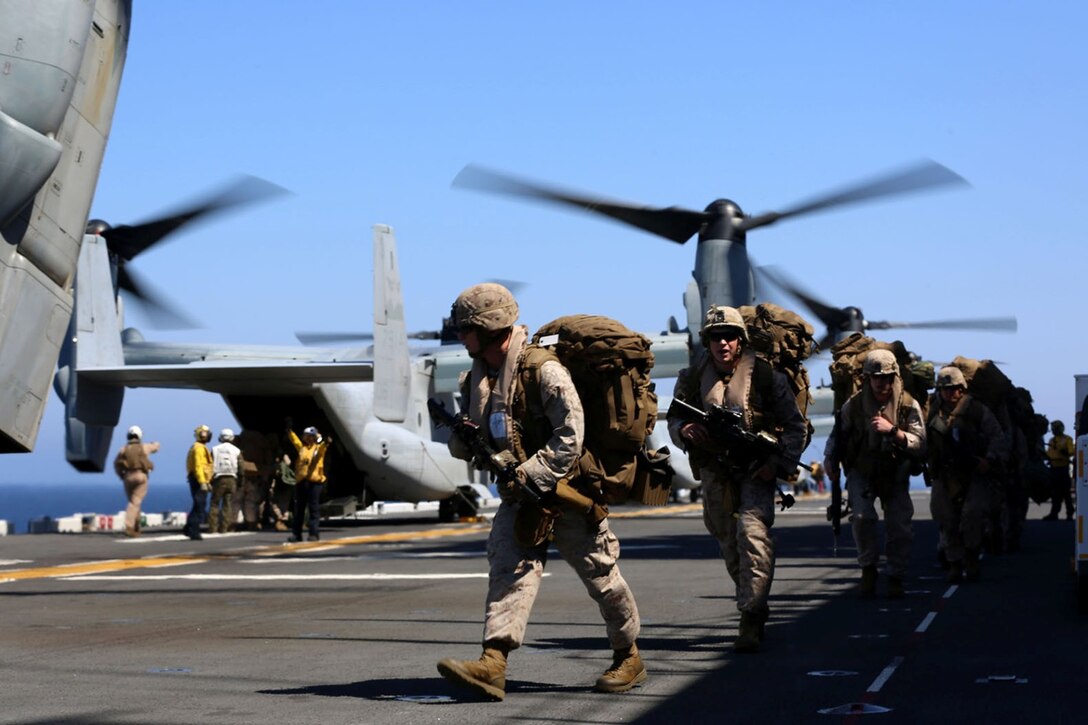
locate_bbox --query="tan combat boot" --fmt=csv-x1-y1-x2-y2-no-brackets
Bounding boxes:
964,549,981,582
946,560,964,583
594,643,647,693
860,565,878,597
437,645,508,701
734,612,762,653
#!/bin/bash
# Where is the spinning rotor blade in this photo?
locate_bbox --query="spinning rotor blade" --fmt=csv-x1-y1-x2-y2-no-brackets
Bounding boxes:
116,264,198,329
866,317,1018,333
295,330,441,346
102,175,287,261
454,164,707,244
738,160,969,232
757,264,1016,353
757,266,853,332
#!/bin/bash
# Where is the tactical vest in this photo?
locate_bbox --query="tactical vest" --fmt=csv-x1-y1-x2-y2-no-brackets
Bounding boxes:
678,352,778,476
508,345,561,467
119,442,152,474
212,443,240,478
841,390,918,485
927,395,987,490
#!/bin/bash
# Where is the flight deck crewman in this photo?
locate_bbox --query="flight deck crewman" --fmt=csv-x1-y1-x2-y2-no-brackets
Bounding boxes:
667,305,806,653
1044,420,1076,521
436,283,645,701
113,425,160,538
824,350,926,598
184,424,213,540
208,428,245,534
286,423,332,542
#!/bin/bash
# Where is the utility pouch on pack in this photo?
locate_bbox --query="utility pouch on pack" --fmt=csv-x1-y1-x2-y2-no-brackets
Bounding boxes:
630,446,674,506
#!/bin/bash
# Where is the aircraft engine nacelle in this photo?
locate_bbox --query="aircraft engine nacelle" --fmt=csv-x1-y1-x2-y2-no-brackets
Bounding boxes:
0,111,62,228
56,361,121,472
0,0,91,226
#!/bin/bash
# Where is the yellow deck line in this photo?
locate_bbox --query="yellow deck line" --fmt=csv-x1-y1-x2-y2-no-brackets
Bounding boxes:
612,503,701,518
0,556,205,582
2,504,704,583
0,525,491,581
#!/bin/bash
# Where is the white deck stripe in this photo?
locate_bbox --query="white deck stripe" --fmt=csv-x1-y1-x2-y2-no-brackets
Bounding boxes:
915,611,938,633
866,656,904,693
944,585,958,598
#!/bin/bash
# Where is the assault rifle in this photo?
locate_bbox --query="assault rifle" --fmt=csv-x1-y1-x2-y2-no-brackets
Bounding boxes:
427,399,600,516
826,412,849,555
427,398,549,508
667,397,805,511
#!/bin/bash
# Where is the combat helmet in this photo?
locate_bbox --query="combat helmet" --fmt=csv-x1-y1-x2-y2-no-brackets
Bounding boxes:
935,366,967,389
863,349,899,377
700,305,748,344
451,283,519,332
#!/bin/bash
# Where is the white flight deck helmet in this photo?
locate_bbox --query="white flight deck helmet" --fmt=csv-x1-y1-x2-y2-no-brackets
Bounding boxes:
219,428,235,442
127,425,143,441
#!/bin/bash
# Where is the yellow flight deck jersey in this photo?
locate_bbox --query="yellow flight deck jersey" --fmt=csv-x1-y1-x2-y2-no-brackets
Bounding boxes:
1047,434,1076,469
288,430,330,484
186,442,213,485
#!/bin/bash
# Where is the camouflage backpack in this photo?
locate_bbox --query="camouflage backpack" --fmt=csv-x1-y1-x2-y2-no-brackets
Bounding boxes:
526,315,669,505
738,302,817,448
949,355,1014,433
829,333,934,415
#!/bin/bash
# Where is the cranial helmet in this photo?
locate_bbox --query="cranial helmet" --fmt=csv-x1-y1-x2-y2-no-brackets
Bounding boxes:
194,424,211,440
863,349,900,377
302,426,319,437
219,428,235,442
1053,420,1065,434
700,305,748,344
127,425,143,440
936,366,967,389
451,283,519,332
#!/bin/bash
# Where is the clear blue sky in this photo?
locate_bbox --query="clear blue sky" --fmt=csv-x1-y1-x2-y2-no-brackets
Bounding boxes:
2,1,1086,486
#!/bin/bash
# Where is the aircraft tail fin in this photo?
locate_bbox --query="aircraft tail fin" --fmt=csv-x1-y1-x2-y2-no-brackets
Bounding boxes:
371,224,410,422
55,234,125,471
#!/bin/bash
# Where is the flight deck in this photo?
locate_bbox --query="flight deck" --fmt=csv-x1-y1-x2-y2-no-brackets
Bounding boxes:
1,493,1084,724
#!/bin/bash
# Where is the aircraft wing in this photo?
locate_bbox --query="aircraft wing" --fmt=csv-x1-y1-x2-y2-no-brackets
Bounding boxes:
78,361,374,395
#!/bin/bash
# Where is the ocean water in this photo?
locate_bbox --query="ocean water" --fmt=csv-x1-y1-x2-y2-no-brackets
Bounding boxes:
0,481,193,534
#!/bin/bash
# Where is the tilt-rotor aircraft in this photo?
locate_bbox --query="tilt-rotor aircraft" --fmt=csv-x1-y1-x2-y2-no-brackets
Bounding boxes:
59,220,694,514
452,163,1018,437
0,0,131,454
0,1,688,515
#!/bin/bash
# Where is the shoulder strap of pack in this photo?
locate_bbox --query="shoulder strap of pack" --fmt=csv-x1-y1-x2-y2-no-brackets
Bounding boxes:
897,390,916,428
679,350,710,404
753,356,774,400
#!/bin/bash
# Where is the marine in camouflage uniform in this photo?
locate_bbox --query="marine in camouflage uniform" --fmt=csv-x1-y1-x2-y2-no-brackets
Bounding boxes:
927,366,1007,582
667,306,806,652
823,350,926,598
436,283,644,701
